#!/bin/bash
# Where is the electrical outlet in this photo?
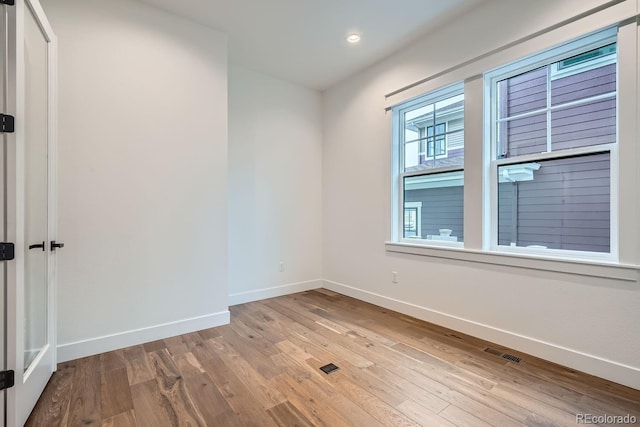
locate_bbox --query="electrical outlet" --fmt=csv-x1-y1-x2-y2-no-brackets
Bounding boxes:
392,271,398,283
279,261,285,272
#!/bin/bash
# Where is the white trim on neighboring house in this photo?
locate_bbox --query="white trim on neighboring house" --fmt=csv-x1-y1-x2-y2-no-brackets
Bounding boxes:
404,171,464,189
498,163,540,183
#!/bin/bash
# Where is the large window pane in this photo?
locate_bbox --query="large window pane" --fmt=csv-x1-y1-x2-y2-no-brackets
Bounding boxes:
404,104,434,169
550,45,616,106
498,153,610,253
404,171,464,241
498,113,546,158
497,67,547,119
403,93,464,172
496,42,616,161
551,98,616,150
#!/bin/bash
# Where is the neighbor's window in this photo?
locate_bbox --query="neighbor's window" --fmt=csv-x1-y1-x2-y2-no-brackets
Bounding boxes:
403,202,422,237
488,33,617,256
425,123,447,157
396,84,464,244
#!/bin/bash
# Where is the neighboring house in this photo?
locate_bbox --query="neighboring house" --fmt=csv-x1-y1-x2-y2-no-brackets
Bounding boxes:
403,43,615,252
403,98,465,241
404,99,464,172
496,44,615,253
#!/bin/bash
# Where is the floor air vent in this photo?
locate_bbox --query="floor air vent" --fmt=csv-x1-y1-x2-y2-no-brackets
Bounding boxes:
502,353,521,363
484,347,522,363
319,363,340,375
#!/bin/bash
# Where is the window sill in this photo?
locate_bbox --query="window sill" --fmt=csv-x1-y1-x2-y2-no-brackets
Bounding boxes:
385,241,639,282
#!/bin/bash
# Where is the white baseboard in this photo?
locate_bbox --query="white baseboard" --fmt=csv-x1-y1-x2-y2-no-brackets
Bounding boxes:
323,279,640,391
228,279,322,306
57,310,230,363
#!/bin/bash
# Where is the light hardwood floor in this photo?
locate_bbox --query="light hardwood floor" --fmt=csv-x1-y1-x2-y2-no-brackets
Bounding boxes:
27,289,640,426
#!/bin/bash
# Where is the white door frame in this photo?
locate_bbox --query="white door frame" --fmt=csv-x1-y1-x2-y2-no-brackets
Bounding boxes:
5,0,57,425
1,6,8,424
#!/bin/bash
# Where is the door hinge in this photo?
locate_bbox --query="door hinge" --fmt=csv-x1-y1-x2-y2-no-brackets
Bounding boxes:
0,242,15,261
0,370,15,390
1,114,15,133
0,1,15,6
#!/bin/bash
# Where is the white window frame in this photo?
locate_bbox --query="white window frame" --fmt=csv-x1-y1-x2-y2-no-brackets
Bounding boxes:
387,16,639,280
392,82,464,248
484,27,619,263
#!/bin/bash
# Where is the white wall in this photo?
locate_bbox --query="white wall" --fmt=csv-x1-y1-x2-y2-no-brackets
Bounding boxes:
40,0,639,390
41,0,229,362
228,65,323,305
323,0,640,389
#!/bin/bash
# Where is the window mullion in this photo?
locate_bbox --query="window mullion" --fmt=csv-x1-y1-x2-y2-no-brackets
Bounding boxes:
548,91,616,111
495,106,548,124
496,91,616,125
431,103,436,163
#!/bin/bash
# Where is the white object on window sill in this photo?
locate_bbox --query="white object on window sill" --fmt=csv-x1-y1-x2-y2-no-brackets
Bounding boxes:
438,228,452,236
427,235,458,242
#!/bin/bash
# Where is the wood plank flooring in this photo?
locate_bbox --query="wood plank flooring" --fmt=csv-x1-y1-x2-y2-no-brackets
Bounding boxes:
27,289,640,426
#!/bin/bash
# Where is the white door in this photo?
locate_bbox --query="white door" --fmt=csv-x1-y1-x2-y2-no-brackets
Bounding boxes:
2,1,57,425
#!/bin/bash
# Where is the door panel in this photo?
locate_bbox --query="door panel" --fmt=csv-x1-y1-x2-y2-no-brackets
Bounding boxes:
4,1,57,425
23,0,49,373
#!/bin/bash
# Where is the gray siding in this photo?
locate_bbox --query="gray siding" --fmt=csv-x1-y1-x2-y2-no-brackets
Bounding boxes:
503,113,546,157
501,63,616,158
405,186,464,241
498,153,610,253
448,118,464,149
500,67,547,117
551,98,616,150
550,63,616,105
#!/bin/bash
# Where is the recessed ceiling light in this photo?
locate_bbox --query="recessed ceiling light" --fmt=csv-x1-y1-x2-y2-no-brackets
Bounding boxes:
346,33,361,44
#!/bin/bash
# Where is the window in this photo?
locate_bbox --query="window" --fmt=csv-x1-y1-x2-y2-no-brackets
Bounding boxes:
388,24,635,274
423,123,446,158
395,84,464,244
487,31,617,257
404,208,418,236
403,202,422,237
